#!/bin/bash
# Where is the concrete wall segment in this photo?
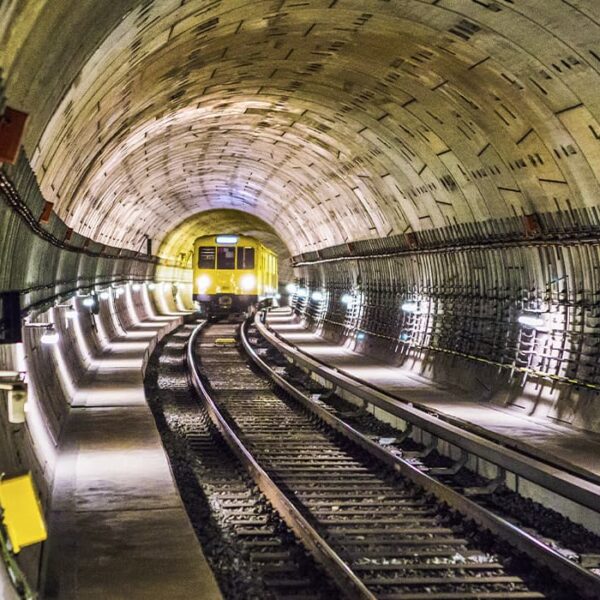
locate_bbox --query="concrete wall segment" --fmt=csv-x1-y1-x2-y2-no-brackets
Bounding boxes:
0,282,186,596
296,235,600,434
2,1,598,256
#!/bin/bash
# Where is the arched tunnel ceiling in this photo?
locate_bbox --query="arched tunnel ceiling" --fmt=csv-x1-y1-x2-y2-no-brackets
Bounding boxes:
3,1,600,257
159,208,293,280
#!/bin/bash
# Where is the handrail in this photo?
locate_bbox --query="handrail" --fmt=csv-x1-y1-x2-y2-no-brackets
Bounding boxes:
185,320,376,600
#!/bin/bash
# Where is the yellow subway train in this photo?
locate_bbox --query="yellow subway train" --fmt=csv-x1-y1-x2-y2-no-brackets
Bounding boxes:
193,234,278,316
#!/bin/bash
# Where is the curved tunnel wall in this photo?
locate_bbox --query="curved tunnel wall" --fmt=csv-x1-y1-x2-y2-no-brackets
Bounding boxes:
2,1,599,258
0,0,599,468
0,282,190,590
0,155,155,311
294,222,600,434
1,2,600,439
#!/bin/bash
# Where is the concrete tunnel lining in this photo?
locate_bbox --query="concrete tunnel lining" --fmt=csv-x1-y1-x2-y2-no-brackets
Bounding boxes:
3,0,600,256
2,0,600,597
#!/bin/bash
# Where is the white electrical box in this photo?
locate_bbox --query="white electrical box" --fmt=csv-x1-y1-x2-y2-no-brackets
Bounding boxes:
8,387,26,424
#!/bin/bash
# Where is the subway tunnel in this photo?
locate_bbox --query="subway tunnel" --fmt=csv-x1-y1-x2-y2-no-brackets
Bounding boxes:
1,1,600,598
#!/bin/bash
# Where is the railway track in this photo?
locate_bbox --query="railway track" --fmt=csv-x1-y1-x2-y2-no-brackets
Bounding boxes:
188,319,599,599
145,324,334,600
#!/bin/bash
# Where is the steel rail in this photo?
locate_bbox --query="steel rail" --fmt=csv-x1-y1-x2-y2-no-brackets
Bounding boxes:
185,321,376,600
254,313,600,510
247,313,600,599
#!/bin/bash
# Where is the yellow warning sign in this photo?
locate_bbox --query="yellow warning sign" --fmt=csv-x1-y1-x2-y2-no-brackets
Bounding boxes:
0,473,47,553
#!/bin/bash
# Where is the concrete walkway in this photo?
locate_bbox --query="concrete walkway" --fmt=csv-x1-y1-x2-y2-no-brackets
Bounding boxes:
42,316,222,600
268,310,600,485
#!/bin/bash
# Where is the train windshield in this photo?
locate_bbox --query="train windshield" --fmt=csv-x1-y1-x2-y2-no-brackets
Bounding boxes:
217,246,235,269
198,247,215,269
237,247,255,270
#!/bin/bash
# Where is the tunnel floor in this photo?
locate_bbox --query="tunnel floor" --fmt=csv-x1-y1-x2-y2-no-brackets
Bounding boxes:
40,315,221,600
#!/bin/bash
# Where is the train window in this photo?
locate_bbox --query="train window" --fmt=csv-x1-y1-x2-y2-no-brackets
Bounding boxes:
237,247,255,269
217,246,235,269
198,247,215,269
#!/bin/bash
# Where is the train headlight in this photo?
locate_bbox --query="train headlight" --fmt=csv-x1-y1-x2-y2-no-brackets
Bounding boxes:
240,274,256,292
197,275,211,292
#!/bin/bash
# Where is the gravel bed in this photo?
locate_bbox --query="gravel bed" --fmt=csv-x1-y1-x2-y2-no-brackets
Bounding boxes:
249,324,599,597
144,325,333,600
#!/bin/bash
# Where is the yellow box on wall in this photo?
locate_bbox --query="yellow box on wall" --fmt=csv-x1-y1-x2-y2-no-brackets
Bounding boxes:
0,473,47,553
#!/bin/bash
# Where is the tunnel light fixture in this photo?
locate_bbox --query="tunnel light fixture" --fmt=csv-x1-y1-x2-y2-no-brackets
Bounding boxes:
0,371,23,380
8,386,27,424
286,283,297,294
148,283,156,290
311,291,324,302
401,301,419,314
0,373,28,424
356,332,366,341
296,288,308,298
40,326,59,345
340,293,353,306
83,293,100,314
518,312,546,330
131,283,142,292
216,235,239,244
65,310,78,320
399,331,411,342
275,293,281,300
100,291,110,300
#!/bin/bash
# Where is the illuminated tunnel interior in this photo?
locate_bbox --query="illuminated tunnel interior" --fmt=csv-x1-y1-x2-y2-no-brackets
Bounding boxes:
1,1,600,598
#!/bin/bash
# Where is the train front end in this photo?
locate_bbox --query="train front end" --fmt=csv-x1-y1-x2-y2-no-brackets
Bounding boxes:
193,234,278,316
